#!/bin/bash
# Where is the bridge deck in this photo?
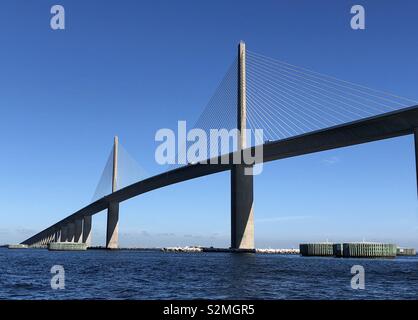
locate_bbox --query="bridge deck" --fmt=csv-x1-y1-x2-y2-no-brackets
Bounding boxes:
21,105,418,245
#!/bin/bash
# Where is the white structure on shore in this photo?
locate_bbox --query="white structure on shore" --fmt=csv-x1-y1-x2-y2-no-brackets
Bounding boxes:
161,246,300,254
256,248,299,254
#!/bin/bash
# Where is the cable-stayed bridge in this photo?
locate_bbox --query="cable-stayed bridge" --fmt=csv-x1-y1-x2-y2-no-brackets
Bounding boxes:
21,42,418,250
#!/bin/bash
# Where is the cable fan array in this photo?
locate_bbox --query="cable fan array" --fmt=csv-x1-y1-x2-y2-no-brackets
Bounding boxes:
92,49,417,200
168,58,239,170
92,143,148,202
245,50,417,143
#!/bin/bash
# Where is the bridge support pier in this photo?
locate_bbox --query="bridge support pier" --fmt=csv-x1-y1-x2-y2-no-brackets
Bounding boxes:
414,128,418,196
231,164,254,250
106,202,119,249
67,223,75,242
74,219,83,243
83,215,92,247
61,226,68,242
55,230,61,242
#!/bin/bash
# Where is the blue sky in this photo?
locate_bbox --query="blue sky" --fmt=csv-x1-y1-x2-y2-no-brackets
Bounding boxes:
0,0,417,248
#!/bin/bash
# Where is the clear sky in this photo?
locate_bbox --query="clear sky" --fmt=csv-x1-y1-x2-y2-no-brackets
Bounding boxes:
0,0,417,248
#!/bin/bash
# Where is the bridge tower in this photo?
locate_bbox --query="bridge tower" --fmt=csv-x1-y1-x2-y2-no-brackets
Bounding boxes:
106,136,120,249
230,41,255,250
415,129,418,196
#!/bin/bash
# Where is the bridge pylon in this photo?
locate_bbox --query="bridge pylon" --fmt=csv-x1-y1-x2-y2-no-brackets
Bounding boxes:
415,129,418,197
106,136,120,249
230,41,255,250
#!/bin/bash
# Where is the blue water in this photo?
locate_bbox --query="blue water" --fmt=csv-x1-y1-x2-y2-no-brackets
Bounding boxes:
0,248,417,300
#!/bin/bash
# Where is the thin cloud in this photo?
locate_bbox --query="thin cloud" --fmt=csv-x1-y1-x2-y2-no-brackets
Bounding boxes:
322,156,340,165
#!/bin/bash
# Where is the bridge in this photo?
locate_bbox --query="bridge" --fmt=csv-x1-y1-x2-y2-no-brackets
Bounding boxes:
21,42,418,250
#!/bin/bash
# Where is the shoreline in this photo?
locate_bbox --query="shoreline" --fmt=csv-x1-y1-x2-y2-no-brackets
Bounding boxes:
88,246,301,254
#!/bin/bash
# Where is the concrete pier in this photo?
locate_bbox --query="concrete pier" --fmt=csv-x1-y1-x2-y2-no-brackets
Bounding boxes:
414,128,418,196
106,202,119,249
74,219,83,243
83,215,92,246
54,230,61,242
67,223,75,242
231,165,254,249
230,41,255,250
61,226,68,242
